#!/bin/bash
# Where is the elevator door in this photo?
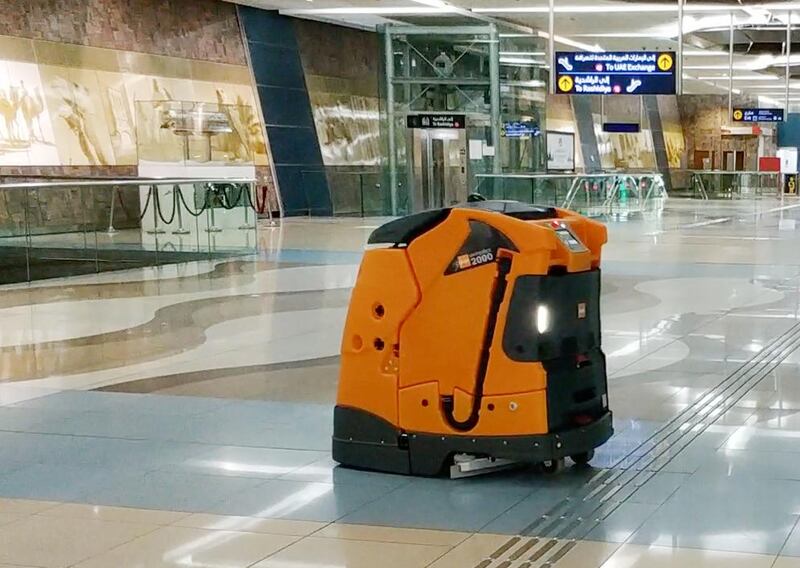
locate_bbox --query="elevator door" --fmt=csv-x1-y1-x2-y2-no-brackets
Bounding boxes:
722,150,745,172
410,129,467,211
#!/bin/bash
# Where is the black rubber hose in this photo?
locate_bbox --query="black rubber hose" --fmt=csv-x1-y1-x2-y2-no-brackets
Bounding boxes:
154,185,178,225
244,184,257,210
208,184,234,210
114,187,132,220
138,186,153,221
441,255,513,432
245,185,269,214
175,186,210,218
219,184,246,210
229,185,246,210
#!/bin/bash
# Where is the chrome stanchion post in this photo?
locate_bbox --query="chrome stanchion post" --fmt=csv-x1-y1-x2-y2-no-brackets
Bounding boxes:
146,184,166,235
172,184,190,235
239,183,253,230
359,174,365,217
265,185,277,227
22,187,31,282
80,184,89,252
107,185,118,235
252,182,260,251
92,186,100,273
193,183,201,253
585,179,590,213
205,183,222,233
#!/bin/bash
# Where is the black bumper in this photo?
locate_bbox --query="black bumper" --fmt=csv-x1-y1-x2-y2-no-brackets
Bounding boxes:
332,406,613,476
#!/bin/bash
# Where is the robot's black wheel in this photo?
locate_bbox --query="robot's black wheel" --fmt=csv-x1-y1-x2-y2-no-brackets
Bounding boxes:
570,450,595,467
541,458,566,474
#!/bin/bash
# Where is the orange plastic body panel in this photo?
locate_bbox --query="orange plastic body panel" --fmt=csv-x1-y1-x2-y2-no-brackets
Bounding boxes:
398,383,549,436
336,206,607,438
399,263,496,392
337,248,420,425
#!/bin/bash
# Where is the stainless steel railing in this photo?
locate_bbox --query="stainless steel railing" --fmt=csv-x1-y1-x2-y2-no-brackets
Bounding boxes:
686,170,781,200
473,171,668,217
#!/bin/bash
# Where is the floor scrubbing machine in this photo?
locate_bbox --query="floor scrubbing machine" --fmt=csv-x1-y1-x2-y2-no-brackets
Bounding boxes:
333,200,612,477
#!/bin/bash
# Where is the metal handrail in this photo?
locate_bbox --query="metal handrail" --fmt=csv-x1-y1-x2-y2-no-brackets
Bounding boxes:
687,170,780,200
0,177,256,190
475,171,664,180
475,171,667,217
687,170,779,176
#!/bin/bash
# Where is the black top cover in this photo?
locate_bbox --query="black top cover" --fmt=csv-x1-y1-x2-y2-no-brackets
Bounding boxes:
368,201,557,245
463,200,559,221
368,209,452,245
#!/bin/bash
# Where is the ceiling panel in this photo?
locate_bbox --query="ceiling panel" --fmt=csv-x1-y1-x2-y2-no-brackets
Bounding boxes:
229,0,800,96
241,0,421,8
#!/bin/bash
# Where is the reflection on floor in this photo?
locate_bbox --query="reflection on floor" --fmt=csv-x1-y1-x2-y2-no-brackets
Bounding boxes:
0,244,241,285
101,357,340,403
2,198,800,566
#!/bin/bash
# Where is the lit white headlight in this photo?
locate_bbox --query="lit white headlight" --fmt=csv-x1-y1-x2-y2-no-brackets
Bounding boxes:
536,305,550,334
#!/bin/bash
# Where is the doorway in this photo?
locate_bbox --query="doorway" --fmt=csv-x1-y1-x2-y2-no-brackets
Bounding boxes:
692,150,716,170
408,128,468,210
722,150,745,172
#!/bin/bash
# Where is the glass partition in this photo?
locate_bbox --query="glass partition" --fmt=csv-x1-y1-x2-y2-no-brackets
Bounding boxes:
474,172,668,217
688,170,781,199
379,25,547,216
299,169,387,217
0,178,270,284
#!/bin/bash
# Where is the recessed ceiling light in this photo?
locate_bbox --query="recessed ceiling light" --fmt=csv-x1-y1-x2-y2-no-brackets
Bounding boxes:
685,65,753,70
684,50,730,56
697,75,784,81
572,33,673,38
534,31,603,53
281,6,457,15
500,57,547,66
473,2,800,14
499,51,546,57
411,0,450,7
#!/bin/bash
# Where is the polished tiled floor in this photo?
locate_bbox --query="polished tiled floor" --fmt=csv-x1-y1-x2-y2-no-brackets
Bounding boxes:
3,198,800,566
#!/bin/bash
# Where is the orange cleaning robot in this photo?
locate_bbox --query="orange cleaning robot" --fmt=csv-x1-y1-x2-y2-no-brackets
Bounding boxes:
333,200,612,476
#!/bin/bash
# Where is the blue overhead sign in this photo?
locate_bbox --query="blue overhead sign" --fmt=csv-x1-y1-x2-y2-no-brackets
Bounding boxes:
603,123,641,133
732,108,785,123
555,51,677,96
502,121,541,138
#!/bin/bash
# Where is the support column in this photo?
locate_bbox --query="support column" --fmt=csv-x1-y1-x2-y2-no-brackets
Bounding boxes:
384,28,398,215
729,12,735,120
489,25,502,174
786,11,792,115
677,0,684,94
548,0,555,94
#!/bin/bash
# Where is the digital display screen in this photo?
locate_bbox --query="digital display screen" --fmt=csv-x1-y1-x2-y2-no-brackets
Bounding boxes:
502,121,541,138
603,123,641,133
555,228,587,252
732,108,785,123
555,51,677,96
406,114,466,129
